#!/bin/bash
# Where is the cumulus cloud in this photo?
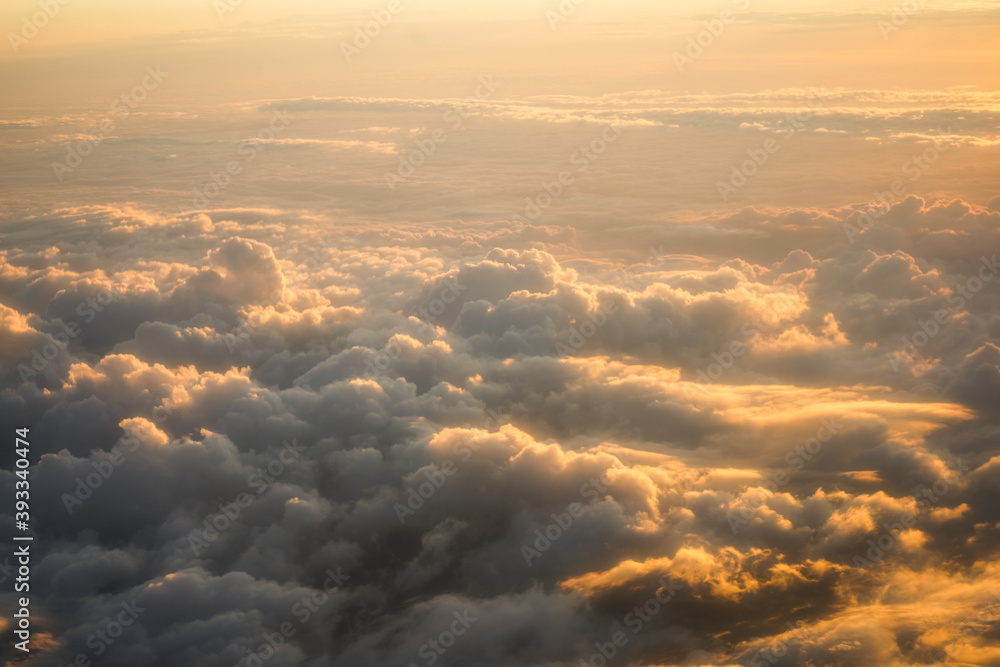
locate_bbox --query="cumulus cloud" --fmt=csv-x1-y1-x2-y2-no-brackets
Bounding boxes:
0,186,997,667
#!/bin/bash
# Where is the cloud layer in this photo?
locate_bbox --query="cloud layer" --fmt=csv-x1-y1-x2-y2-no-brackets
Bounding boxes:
1,192,998,665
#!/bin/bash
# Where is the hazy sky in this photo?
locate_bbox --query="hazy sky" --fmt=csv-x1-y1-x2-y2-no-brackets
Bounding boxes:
3,0,999,103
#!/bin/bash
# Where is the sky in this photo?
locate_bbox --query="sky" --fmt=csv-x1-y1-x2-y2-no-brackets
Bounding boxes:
1,1,1000,666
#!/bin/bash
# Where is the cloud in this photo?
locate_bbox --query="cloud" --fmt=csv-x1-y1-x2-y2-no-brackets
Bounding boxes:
0,189,998,667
